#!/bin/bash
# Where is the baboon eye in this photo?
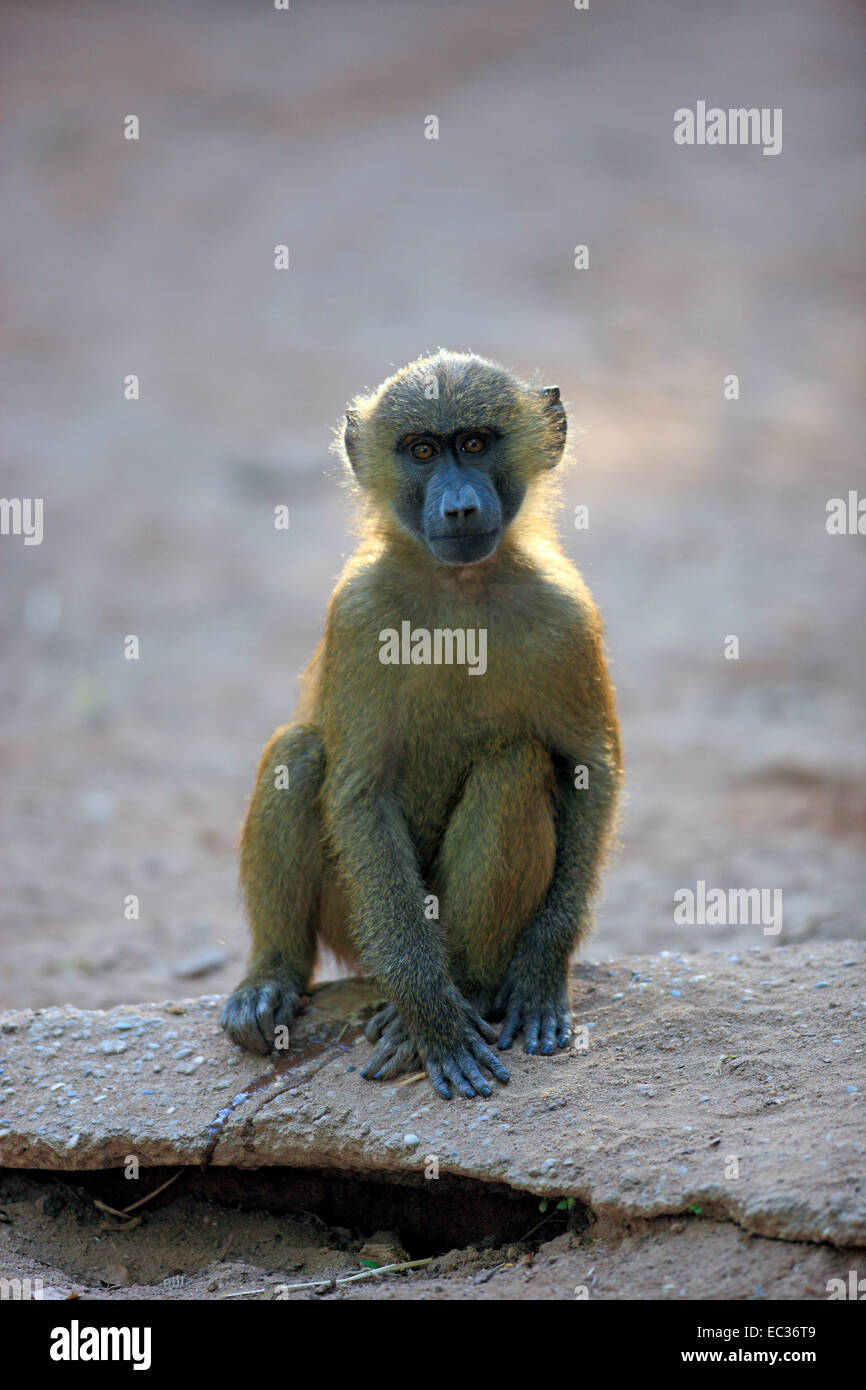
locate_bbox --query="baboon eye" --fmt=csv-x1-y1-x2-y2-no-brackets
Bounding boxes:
410,439,437,461
460,435,487,454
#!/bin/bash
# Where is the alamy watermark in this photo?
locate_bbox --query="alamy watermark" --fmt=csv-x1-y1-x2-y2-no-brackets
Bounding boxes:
826,491,865,534
0,497,43,545
1,1276,44,1299
826,1270,865,1300
674,103,782,156
674,879,782,935
379,622,487,676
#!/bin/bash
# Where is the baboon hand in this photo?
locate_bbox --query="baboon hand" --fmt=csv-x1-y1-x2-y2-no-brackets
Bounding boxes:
494,975,571,1055
362,1000,508,1099
220,979,300,1056
422,1008,511,1100
361,1003,423,1081
362,998,509,1099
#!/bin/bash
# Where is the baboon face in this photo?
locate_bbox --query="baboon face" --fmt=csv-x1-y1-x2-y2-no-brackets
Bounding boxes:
393,422,521,565
342,351,567,566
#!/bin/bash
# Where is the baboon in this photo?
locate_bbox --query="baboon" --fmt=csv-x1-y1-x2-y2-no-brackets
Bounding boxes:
221,350,622,1098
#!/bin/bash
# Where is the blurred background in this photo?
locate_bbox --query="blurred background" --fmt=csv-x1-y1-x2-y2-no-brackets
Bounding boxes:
1,0,863,1011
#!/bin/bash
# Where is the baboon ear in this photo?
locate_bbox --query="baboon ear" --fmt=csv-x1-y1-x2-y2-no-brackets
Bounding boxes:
539,386,567,468
344,410,360,470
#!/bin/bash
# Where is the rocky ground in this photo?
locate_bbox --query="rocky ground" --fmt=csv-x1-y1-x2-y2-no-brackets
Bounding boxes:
1,945,863,1299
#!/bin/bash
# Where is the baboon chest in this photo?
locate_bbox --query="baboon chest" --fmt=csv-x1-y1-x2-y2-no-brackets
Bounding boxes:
387,665,532,848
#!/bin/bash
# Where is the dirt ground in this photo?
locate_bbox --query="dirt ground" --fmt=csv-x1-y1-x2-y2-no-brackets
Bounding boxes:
0,0,863,1299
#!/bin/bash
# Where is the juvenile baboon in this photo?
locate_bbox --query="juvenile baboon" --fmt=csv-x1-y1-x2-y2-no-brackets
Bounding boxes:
221,350,622,1098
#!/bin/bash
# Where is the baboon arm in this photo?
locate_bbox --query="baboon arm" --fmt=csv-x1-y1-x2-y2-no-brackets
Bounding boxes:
322,773,460,1039
535,750,620,961
319,592,478,1042
493,743,619,1053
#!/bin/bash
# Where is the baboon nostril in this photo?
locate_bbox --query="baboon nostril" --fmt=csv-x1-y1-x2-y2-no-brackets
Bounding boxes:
444,501,478,521
442,485,481,523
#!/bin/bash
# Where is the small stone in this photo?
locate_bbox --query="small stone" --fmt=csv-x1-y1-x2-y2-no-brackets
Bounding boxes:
403,1133,420,1146
175,1057,205,1075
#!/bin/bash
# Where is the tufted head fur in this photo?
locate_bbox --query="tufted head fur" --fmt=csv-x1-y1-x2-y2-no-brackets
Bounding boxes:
333,350,569,564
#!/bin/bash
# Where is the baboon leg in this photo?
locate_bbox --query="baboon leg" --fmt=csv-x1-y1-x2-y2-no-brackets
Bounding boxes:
221,724,325,1054
433,740,557,1010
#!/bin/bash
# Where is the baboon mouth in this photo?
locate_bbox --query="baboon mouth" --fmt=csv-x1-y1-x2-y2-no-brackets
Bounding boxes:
429,530,501,565
429,530,499,542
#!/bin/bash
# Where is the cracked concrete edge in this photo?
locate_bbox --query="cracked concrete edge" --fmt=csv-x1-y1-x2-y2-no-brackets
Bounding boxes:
0,1127,860,1249
1,943,864,1250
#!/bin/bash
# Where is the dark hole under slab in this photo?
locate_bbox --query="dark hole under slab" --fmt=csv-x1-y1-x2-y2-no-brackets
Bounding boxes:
1,1167,587,1260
